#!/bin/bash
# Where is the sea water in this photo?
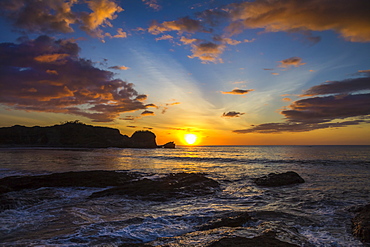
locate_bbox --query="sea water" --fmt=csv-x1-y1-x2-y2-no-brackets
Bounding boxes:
0,145,369,246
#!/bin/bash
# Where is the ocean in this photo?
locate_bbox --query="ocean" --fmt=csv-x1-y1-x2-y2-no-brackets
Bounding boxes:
0,145,369,246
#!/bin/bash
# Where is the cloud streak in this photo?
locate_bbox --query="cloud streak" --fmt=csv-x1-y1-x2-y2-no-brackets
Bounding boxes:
222,89,254,95
0,36,147,122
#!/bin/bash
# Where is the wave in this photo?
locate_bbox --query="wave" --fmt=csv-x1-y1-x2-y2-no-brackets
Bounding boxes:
147,155,370,166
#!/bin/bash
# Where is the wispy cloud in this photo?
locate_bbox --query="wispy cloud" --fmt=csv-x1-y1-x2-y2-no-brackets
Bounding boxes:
142,0,161,11
222,89,254,95
0,35,148,122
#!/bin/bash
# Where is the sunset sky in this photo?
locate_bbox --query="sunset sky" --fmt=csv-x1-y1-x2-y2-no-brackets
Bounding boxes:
1,0,370,145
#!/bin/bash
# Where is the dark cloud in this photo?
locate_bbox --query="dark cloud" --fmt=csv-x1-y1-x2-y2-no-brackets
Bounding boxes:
302,75,370,96
188,42,225,63
233,120,368,134
222,89,254,95
233,72,370,133
0,35,147,122
141,110,155,116
127,126,136,128
135,95,148,101
0,0,123,39
222,111,245,117
145,103,158,108
282,94,370,123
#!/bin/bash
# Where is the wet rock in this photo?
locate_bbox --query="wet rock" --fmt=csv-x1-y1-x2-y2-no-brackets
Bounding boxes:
207,232,300,247
198,211,252,231
254,171,305,187
0,171,140,194
0,188,61,211
90,173,220,201
352,203,370,244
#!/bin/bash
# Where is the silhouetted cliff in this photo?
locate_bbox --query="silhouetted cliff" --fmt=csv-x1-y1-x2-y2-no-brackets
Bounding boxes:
0,121,159,148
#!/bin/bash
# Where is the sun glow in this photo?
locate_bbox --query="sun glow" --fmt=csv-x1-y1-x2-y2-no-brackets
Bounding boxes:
184,133,197,145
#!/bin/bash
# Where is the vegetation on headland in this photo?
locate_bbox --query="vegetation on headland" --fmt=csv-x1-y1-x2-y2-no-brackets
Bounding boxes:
0,121,174,148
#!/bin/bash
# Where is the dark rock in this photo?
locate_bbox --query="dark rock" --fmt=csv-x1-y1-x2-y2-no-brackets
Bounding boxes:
0,170,140,194
352,203,370,244
198,211,252,231
0,188,61,211
207,233,300,247
0,122,159,148
162,141,176,148
90,173,220,201
129,130,158,148
254,171,305,187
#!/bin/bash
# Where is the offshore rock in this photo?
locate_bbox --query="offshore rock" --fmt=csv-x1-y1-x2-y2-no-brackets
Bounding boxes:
129,130,157,148
90,173,220,201
0,122,158,148
161,141,176,148
254,171,305,187
0,170,140,194
352,203,370,244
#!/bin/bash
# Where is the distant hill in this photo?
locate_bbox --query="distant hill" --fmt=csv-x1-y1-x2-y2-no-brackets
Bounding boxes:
0,121,158,148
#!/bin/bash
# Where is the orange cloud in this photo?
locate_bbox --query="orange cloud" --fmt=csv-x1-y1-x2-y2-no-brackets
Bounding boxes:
156,35,174,41
180,36,198,44
226,0,370,42
148,16,203,35
81,0,123,35
222,89,254,95
46,70,58,75
109,65,130,70
278,57,306,68
34,54,69,63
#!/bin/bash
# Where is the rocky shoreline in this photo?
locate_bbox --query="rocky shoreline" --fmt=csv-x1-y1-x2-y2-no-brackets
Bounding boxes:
0,121,174,149
0,170,368,246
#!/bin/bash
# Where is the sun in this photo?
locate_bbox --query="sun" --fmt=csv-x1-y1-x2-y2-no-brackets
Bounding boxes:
184,134,197,145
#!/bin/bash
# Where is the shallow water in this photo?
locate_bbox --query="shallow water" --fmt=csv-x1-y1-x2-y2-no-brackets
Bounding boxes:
0,145,369,246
